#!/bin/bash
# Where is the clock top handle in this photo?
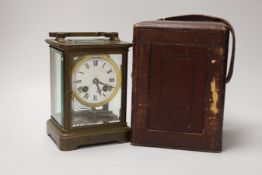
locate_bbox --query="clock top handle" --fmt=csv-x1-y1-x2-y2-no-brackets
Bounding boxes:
49,32,119,41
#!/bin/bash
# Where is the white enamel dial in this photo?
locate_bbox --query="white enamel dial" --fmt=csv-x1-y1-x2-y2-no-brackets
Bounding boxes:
72,54,121,107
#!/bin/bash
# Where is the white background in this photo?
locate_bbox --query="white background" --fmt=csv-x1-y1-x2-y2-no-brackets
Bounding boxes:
0,0,261,175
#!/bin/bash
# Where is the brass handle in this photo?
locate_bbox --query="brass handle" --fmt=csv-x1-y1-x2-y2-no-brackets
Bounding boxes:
49,32,119,41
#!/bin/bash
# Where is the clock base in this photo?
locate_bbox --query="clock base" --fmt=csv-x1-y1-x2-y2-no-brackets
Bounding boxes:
47,119,131,151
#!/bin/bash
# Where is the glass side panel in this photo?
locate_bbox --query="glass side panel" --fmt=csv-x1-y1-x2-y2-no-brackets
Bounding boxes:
71,54,122,127
50,48,64,127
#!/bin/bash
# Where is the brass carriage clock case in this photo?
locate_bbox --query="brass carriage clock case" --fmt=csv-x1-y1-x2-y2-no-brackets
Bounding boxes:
46,32,132,151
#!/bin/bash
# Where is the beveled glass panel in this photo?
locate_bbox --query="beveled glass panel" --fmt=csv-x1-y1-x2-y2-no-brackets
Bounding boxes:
50,48,64,126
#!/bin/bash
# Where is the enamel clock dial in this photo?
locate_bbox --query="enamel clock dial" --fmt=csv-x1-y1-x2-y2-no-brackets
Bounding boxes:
72,55,121,107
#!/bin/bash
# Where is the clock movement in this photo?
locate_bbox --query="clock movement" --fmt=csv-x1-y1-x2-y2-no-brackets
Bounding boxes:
46,32,132,151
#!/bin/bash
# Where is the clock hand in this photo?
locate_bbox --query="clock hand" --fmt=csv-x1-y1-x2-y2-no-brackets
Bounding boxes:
96,80,115,88
96,83,102,95
93,79,102,95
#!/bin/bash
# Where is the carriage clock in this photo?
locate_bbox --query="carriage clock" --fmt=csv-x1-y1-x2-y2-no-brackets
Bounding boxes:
46,32,132,151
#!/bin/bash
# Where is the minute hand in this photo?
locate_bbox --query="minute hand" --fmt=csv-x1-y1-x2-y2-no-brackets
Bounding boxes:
97,80,115,88
95,82,102,95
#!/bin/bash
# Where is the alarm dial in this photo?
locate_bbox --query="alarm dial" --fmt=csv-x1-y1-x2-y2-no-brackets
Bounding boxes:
72,55,121,107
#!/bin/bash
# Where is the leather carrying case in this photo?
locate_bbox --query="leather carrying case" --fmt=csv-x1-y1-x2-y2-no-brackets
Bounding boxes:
131,15,236,152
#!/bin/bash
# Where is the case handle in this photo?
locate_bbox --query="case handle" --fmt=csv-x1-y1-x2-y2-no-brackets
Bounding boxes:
160,15,236,83
49,32,120,41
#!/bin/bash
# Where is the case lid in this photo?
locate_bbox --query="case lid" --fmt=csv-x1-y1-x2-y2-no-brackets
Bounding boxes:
134,20,229,31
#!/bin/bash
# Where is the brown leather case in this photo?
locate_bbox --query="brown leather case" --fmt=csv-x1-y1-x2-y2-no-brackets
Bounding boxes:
131,15,235,152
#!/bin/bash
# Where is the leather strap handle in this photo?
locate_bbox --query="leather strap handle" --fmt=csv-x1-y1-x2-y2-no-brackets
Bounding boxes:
161,15,235,83
49,32,120,41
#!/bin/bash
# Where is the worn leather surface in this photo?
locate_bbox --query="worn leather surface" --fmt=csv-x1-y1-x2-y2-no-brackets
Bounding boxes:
131,15,235,152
